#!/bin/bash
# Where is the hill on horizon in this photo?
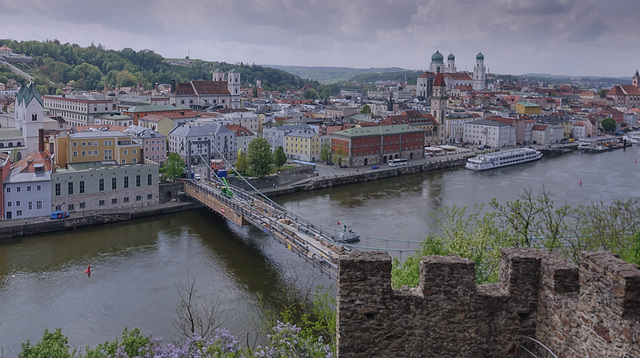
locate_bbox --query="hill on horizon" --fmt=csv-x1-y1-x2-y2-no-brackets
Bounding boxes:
266,65,408,84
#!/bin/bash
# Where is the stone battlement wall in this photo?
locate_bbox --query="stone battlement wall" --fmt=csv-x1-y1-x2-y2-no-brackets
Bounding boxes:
337,249,640,357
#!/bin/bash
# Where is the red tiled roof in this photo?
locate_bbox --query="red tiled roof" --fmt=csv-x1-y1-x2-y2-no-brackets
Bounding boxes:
11,151,53,173
444,73,472,81
418,72,429,78
226,124,254,136
433,73,446,87
173,80,230,96
532,124,547,131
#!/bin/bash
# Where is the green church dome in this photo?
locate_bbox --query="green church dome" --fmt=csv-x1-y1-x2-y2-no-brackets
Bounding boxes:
431,51,444,63
448,53,455,60
476,52,484,60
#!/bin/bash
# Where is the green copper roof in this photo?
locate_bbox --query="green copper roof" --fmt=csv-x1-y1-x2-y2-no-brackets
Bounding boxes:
448,53,455,60
476,52,484,60
16,83,43,108
333,124,423,138
431,50,444,63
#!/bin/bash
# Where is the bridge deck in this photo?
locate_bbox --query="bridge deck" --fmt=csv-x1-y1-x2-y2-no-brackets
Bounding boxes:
184,180,348,278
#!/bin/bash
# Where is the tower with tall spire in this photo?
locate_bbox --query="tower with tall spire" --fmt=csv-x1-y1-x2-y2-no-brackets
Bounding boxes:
431,73,447,143
633,70,640,89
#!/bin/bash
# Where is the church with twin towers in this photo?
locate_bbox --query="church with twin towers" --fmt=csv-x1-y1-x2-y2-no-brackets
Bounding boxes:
416,50,486,99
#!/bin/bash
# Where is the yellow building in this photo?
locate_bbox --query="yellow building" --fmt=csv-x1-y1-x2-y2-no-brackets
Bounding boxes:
138,114,178,138
284,129,321,162
54,130,142,168
516,102,542,115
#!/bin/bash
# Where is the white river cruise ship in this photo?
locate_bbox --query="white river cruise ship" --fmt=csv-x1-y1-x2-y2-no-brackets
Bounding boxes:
465,148,543,171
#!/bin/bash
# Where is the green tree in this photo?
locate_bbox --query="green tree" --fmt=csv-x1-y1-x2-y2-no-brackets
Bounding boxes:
360,104,372,114
84,328,151,358
235,151,249,174
303,88,319,100
253,85,258,97
598,88,609,98
274,146,287,170
247,137,273,178
320,143,332,162
601,117,616,133
159,152,185,181
19,328,76,358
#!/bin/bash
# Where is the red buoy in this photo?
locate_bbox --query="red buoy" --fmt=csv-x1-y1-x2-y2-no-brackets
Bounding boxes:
579,180,582,186
85,265,91,277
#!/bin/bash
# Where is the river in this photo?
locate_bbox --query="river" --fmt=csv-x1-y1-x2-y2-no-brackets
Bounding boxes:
1,147,639,355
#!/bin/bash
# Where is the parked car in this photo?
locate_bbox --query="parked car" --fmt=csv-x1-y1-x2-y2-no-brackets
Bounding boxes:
326,161,334,166
371,165,379,170
340,165,348,168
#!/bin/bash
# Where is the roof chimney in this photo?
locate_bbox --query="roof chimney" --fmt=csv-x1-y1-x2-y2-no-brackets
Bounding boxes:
38,128,44,152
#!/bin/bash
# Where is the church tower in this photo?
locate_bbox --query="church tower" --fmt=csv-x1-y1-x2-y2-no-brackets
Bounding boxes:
633,70,640,89
14,83,44,152
227,69,241,109
446,53,456,73
429,50,445,74
431,73,447,144
473,52,486,91
212,69,225,82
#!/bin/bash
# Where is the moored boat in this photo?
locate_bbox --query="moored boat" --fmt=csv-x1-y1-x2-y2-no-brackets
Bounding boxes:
465,148,543,171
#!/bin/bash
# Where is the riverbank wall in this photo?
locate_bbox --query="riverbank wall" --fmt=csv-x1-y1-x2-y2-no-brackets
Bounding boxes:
0,158,466,239
259,157,467,196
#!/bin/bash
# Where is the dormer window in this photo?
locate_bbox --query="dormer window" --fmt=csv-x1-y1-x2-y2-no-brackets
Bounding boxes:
32,114,37,121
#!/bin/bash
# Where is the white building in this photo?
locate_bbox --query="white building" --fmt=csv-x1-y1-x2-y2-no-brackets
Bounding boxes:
168,123,236,162
170,70,241,109
3,150,53,220
42,94,118,127
463,119,515,147
218,111,259,133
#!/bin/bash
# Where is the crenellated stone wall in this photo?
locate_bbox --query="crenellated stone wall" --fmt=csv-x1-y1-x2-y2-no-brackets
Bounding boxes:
337,249,640,357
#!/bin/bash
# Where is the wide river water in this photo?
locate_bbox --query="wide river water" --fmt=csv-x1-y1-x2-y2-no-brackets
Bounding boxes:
1,146,639,355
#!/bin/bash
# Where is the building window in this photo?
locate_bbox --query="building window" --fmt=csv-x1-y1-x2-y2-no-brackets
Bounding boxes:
37,201,42,209
124,197,129,203
16,187,21,192
68,182,73,195
124,176,129,189
5,187,9,193
68,204,74,211
122,159,126,164
73,142,78,147
16,210,22,216
99,179,104,191
7,202,11,207
112,177,117,190
136,195,142,201
99,200,105,206
112,198,117,204
55,183,61,196
147,173,152,185
27,186,31,191
73,151,78,156
16,200,20,206
28,202,33,210
55,205,61,211
80,181,85,194
136,175,141,187
79,202,85,209
147,194,153,200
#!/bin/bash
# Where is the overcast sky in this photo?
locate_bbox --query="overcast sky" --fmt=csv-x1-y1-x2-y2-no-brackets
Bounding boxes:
1,0,639,78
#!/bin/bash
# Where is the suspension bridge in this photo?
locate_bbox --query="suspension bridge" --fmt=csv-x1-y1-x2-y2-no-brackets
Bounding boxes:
182,140,422,278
